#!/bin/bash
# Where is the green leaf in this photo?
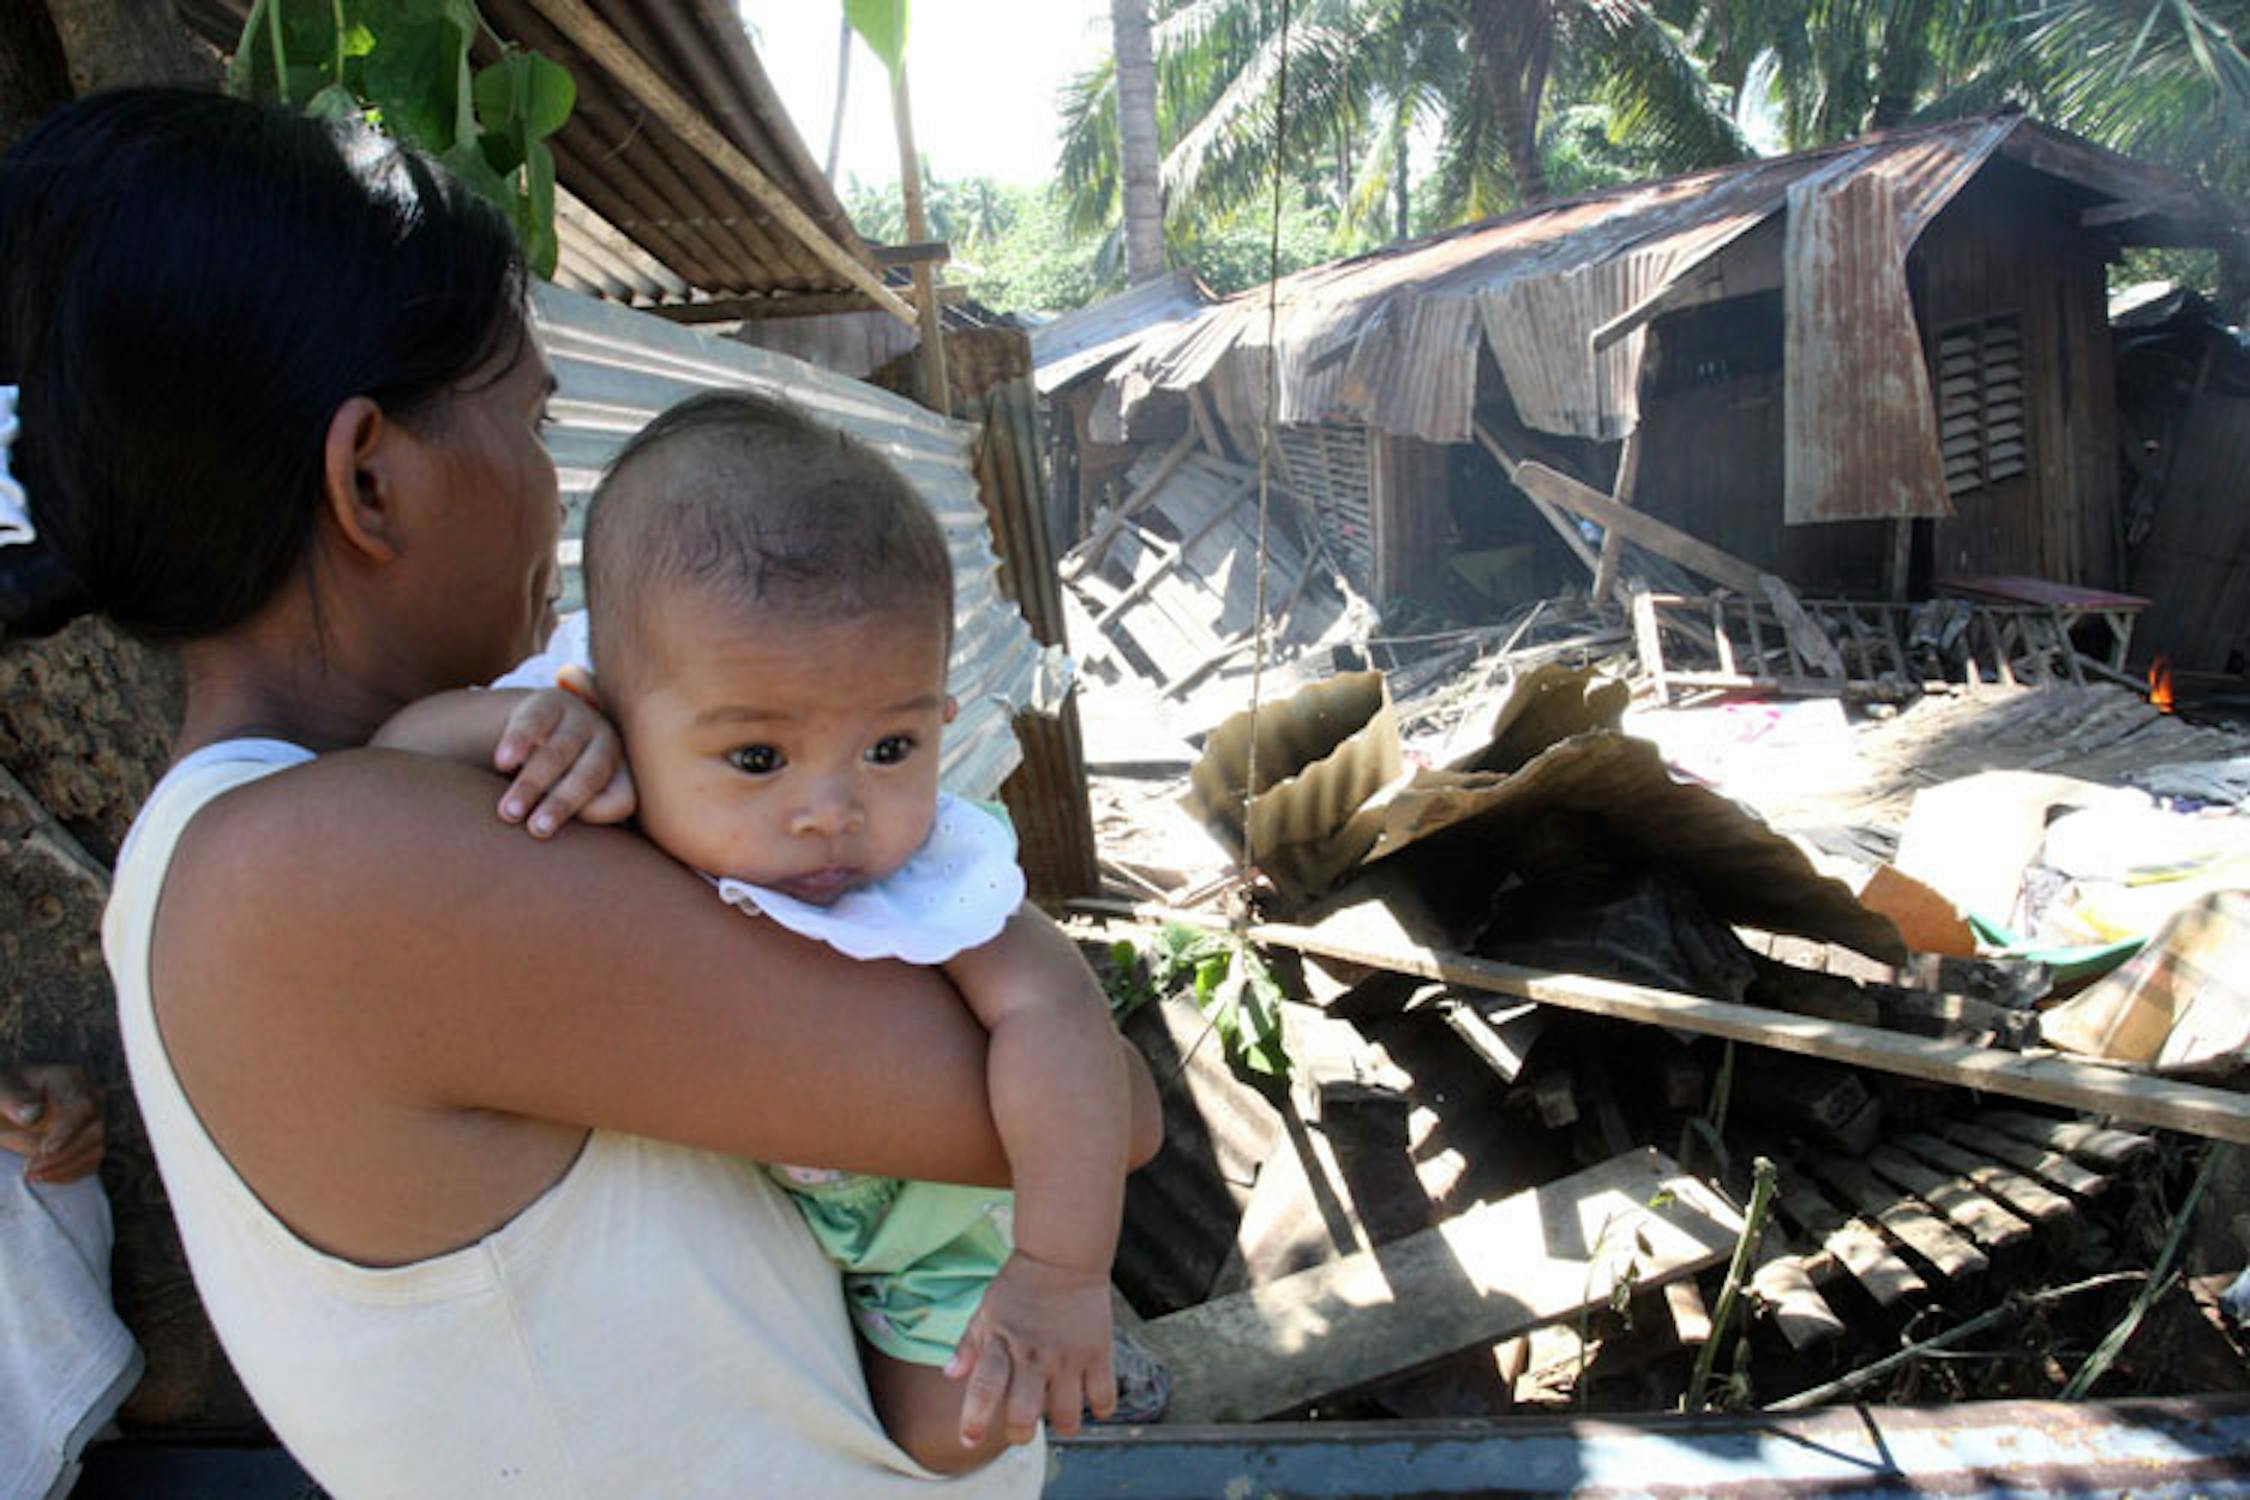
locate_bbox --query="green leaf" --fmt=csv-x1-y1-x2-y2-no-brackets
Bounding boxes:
439,136,513,219
474,50,576,142
361,9,468,152
843,0,910,76
521,139,558,279
1191,953,1230,1009
226,0,272,97
306,82,362,123
518,52,576,139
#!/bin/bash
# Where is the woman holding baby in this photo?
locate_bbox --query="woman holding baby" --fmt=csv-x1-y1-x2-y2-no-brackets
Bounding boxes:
0,87,1156,1497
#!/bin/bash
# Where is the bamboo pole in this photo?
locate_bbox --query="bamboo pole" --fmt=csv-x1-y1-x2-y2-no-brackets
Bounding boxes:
523,0,917,327
888,62,951,412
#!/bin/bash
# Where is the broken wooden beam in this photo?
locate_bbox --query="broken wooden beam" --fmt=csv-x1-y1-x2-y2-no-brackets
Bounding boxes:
1864,1145,2034,1252
1774,1174,1931,1309
1974,1110,2155,1170
1664,1279,1713,1349
1071,900,2250,1146
1061,430,1198,580
1804,1153,1991,1284
1471,422,1602,575
1135,1149,1744,1423
1088,477,1254,633
1433,997,1546,1085
1512,460,1765,596
1892,1133,2078,1225
1751,1247,1849,1349
1938,1122,2109,1199
1588,427,1643,606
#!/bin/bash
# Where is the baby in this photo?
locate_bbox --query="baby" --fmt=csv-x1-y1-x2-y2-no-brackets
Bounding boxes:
378,390,1137,1473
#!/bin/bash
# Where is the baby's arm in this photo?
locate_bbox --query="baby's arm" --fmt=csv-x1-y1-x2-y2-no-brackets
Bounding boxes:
941,907,1133,1447
373,686,635,837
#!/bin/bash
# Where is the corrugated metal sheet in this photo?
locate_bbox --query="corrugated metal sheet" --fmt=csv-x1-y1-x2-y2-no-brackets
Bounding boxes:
1048,1398,2250,1498
1783,167,1954,523
530,282,1059,802
1106,112,2226,467
1031,270,1213,395
66,1395,2250,1495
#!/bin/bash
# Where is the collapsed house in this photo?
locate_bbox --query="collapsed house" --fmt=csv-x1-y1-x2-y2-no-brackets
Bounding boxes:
1027,111,2250,1476
1045,110,2246,645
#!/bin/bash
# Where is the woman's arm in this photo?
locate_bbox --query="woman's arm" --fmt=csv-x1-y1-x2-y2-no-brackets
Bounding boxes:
151,749,1052,1264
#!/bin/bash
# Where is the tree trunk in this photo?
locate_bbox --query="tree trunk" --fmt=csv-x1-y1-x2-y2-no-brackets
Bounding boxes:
2221,236,2250,328
823,13,850,183
0,4,70,150
1391,103,1410,240
46,0,212,94
1464,0,1553,206
1868,0,1938,131
0,0,256,1436
1109,0,1166,284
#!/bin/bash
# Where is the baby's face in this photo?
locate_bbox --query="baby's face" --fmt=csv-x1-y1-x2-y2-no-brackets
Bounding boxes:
612,589,954,905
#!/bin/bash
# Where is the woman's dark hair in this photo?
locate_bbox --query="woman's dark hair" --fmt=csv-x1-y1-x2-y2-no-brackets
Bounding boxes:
0,88,527,641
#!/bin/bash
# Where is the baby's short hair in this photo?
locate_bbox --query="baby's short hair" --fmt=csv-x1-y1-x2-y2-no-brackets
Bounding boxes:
582,389,954,690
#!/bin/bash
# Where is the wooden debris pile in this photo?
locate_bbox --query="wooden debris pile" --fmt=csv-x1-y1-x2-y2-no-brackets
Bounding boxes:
1077,660,2250,1420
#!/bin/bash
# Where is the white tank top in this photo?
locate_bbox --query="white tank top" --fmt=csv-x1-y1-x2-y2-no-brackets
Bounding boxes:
102,741,1041,1498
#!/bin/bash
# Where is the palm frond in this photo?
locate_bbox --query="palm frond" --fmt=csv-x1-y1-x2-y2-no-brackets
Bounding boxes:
1157,17,1365,231
1057,58,1121,241
1564,2,1750,169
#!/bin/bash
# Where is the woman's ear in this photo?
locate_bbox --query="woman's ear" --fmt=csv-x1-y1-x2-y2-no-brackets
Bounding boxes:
320,396,405,565
943,694,959,725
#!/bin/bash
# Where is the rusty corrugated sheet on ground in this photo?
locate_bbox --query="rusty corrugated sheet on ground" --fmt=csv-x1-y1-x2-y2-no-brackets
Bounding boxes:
1188,672,1405,905
1106,113,2227,464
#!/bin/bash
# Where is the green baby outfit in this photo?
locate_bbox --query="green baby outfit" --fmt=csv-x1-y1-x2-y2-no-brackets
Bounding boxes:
766,1165,1014,1365
719,796,1028,1368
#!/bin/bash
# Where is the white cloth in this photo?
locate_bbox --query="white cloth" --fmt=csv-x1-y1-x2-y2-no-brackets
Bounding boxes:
504,611,1025,964
103,738,1039,1498
0,385,31,549
716,794,1023,963
490,608,592,693
0,1163,142,1500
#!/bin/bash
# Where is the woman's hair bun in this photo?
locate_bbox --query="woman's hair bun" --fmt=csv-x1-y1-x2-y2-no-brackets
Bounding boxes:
0,537,95,640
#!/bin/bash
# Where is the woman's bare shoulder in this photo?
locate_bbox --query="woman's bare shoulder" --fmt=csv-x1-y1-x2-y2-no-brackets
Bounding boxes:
156,746,1008,1182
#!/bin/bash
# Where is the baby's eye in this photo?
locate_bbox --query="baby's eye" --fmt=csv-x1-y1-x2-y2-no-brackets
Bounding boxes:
867,735,915,767
728,744,783,775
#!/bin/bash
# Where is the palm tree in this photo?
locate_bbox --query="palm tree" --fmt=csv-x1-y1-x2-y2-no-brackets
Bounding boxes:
2004,0,2250,199
1112,0,1168,282
1059,0,1747,260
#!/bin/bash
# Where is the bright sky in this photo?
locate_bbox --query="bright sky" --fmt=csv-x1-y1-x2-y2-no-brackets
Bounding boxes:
739,1,1114,191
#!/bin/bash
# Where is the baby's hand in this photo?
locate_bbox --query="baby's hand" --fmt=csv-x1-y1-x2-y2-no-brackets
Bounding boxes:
493,676,636,838
948,1250,1116,1447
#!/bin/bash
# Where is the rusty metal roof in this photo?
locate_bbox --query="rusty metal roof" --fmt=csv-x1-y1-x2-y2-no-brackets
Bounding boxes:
182,0,883,318
1108,112,2236,454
